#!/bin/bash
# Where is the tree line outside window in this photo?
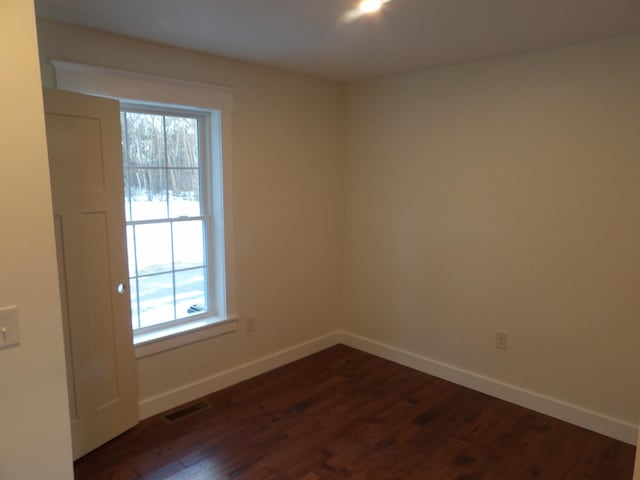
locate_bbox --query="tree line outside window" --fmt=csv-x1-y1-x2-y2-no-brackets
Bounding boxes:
122,111,200,206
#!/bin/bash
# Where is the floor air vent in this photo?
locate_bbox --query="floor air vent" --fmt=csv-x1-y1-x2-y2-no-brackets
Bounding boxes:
163,400,211,423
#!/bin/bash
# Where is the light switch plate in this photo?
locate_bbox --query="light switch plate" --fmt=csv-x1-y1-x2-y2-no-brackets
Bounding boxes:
0,306,20,349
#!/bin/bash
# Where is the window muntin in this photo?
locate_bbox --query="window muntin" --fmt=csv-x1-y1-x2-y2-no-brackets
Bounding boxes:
121,106,214,332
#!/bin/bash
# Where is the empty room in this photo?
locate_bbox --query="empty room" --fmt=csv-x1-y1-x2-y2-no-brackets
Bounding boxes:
1,0,640,478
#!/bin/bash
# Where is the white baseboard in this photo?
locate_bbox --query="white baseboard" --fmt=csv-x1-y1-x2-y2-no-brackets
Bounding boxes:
137,332,341,419
137,329,637,445
336,330,638,445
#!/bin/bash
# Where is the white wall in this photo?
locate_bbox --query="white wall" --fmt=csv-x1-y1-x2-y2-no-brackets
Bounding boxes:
36,20,344,412
344,35,640,428
0,3,73,480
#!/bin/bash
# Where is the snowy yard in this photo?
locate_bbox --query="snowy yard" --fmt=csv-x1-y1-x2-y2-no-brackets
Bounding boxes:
125,196,207,330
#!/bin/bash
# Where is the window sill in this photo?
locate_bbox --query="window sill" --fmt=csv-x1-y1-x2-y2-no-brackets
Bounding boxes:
133,316,238,359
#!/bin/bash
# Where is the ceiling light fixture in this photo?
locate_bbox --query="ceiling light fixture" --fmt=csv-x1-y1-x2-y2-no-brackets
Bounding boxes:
340,0,391,23
359,0,385,14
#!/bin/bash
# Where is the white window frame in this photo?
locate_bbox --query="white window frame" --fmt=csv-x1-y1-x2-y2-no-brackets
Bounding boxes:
51,60,237,357
121,104,216,332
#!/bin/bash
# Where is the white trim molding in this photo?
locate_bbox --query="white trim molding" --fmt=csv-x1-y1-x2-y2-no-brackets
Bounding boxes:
137,332,341,419
51,59,234,111
336,331,638,446
134,317,238,359
136,328,637,445
634,427,640,479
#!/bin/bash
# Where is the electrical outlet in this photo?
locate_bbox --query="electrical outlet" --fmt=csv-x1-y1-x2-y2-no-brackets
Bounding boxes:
495,331,508,351
246,316,256,333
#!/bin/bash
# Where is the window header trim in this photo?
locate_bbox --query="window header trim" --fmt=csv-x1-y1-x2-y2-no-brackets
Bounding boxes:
51,59,234,111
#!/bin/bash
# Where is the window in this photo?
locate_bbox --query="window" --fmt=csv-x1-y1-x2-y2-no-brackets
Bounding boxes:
51,60,237,355
121,106,213,332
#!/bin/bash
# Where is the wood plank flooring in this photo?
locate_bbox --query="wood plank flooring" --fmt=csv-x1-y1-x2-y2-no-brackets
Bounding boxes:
74,345,636,479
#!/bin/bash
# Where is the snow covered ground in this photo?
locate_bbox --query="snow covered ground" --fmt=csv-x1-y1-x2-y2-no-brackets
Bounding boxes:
125,196,207,329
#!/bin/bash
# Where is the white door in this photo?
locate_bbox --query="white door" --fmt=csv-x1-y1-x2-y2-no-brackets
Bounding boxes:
44,88,138,460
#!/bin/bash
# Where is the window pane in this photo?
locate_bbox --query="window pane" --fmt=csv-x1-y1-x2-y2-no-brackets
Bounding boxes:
175,268,206,319
124,178,132,222
134,223,173,275
166,116,198,168
126,225,136,276
124,112,166,167
129,277,140,330
168,169,201,217
128,168,168,221
138,273,175,328
173,220,205,270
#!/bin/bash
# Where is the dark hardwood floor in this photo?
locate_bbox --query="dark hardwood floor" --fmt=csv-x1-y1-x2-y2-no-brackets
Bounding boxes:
74,345,636,479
